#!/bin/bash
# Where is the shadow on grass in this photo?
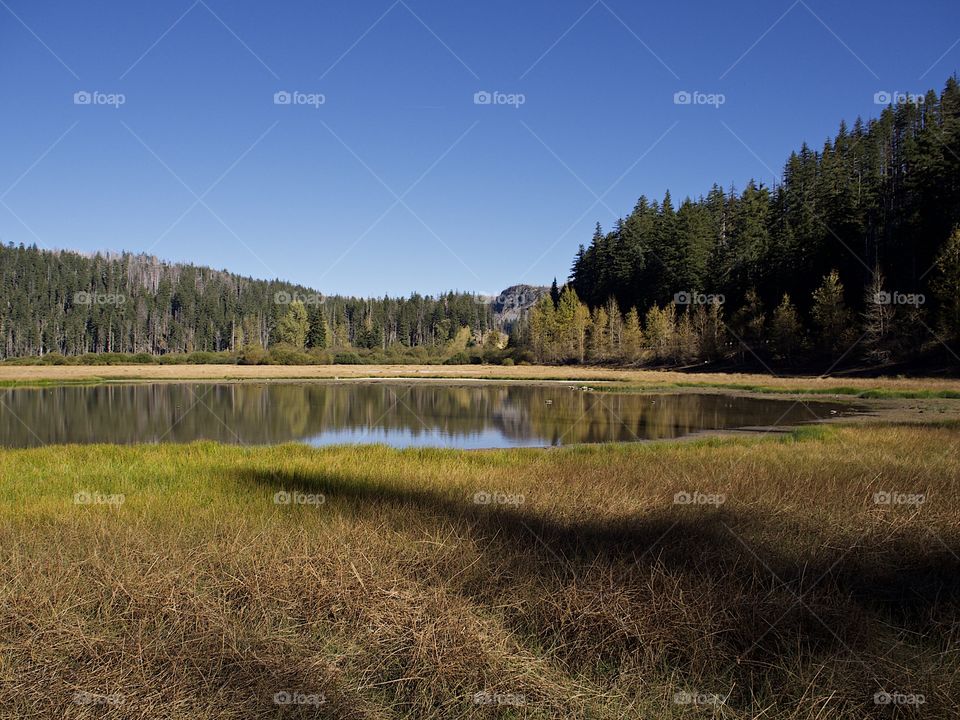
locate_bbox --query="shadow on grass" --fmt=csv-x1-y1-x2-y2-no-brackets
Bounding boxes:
235,466,960,708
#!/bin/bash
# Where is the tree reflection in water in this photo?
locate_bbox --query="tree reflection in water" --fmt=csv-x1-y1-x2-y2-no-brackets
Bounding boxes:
0,382,857,448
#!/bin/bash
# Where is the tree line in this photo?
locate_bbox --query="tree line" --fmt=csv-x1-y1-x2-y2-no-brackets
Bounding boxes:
554,76,960,367
0,244,494,360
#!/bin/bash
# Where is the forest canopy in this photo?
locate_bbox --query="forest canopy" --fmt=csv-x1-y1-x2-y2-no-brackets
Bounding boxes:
541,76,960,367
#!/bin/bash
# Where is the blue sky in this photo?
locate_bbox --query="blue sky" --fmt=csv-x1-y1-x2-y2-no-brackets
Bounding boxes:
1,0,958,296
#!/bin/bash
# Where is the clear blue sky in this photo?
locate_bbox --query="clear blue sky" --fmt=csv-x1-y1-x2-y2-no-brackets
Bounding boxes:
1,0,958,296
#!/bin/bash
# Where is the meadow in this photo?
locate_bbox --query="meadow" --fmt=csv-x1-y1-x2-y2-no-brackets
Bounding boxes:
0,419,958,718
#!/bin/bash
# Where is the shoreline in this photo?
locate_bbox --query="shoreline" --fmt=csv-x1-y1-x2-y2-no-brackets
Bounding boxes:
2,362,960,395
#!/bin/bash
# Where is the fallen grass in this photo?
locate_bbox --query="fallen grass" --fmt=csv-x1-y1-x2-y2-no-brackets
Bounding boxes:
1,424,958,718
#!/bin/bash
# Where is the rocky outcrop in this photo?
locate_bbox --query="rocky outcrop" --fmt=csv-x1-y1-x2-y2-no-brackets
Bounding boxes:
490,284,548,330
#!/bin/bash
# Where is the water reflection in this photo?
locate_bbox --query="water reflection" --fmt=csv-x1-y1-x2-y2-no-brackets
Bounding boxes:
0,382,858,449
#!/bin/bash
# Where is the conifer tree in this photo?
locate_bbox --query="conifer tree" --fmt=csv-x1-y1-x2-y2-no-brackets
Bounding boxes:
770,293,802,359
811,270,853,353
529,294,557,363
306,304,327,349
276,301,309,349
932,227,960,339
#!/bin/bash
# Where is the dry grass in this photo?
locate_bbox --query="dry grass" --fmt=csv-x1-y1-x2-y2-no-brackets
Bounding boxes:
2,363,960,397
0,423,958,718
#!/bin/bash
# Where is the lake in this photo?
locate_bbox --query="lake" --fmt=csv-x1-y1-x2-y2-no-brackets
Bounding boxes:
0,381,862,449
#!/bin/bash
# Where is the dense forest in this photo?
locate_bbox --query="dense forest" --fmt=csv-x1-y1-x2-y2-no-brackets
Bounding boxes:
0,245,494,360
530,75,960,367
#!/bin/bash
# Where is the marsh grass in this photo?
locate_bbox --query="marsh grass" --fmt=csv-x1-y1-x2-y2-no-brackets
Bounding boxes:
1,424,958,717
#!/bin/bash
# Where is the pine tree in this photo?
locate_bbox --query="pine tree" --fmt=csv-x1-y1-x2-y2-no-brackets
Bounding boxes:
811,270,853,353
932,227,960,339
306,304,327,349
731,288,765,360
770,293,802,360
529,294,557,363
275,301,309,349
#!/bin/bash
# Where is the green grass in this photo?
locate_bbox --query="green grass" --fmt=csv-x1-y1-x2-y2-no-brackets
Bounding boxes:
1,423,958,718
585,379,960,399
0,378,111,388
675,381,960,399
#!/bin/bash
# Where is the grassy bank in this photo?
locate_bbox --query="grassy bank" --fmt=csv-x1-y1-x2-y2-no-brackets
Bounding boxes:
1,424,958,718
2,363,960,398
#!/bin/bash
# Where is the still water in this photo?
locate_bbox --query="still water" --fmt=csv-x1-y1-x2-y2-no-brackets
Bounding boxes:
0,382,859,449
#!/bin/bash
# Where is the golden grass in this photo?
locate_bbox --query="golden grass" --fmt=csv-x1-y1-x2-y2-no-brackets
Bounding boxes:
1,424,958,717
2,362,960,396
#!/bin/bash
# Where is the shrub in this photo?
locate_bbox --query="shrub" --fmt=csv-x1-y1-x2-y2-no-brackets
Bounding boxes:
443,352,470,365
267,344,314,365
307,348,333,364
237,345,269,365
130,353,156,364
333,351,362,365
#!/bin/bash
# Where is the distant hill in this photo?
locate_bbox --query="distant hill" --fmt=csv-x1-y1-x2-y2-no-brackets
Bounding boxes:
0,244,495,358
